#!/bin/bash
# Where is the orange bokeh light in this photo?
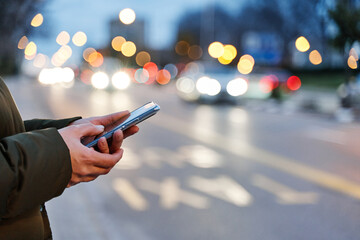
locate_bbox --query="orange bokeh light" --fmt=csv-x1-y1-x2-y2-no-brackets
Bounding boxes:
156,69,171,85
143,62,158,84
89,52,104,67
175,41,190,56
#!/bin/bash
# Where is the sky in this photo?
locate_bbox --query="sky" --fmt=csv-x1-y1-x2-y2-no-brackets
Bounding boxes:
34,0,242,63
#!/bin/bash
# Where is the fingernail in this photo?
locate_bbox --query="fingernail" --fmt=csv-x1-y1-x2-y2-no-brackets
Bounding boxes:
97,125,105,130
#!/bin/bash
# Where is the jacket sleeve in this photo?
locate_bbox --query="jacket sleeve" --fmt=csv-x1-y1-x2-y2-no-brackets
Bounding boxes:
24,117,82,132
0,128,72,219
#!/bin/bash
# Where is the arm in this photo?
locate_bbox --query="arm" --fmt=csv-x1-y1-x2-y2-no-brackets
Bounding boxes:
24,117,82,132
0,128,71,219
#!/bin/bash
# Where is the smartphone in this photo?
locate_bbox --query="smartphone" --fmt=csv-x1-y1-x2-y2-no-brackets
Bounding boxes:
85,101,160,148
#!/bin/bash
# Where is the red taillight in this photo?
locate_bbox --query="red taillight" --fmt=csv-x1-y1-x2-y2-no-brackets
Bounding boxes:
259,75,279,93
287,76,301,91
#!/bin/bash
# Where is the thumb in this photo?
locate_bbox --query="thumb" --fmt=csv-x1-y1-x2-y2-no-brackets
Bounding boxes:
77,123,105,137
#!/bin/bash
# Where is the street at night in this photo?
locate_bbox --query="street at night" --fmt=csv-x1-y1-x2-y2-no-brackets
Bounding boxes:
6,76,360,240
2,1,360,239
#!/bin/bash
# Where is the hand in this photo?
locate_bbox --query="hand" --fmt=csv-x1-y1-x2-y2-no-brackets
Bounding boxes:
71,111,139,152
58,123,124,187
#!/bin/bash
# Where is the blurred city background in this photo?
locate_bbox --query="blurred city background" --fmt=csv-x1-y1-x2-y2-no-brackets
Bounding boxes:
1,0,360,239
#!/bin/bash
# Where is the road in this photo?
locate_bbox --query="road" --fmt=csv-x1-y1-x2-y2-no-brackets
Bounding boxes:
5,76,360,240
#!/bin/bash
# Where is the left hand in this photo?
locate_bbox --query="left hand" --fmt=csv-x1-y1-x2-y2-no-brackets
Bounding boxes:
71,111,139,153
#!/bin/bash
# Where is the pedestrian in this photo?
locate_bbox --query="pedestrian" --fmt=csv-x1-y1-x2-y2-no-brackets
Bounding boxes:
0,76,139,239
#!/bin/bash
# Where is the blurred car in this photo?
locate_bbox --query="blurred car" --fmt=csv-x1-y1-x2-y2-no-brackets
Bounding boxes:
175,62,301,104
337,76,360,109
80,57,133,91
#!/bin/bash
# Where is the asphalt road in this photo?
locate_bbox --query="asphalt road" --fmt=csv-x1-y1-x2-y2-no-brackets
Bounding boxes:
5,76,360,240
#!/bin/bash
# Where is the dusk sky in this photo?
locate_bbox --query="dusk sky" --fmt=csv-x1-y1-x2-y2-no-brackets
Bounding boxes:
34,0,243,62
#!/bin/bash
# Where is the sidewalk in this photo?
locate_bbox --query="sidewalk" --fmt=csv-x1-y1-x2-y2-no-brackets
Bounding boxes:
288,87,339,115
287,87,360,123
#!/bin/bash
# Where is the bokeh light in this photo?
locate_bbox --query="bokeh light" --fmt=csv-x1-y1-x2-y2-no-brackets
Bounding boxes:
175,41,190,56
218,44,237,65
57,45,72,62
156,69,171,85
143,62,158,84
83,48,96,62
309,50,322,65
287,76,301,91
227,78,248,96
176,77,195,94
185,62,202,75
18,36,28,49
136,51,151,66
80,69,93,85
237,54,255,74
208,42,224,58
51,49,70,67
259,75,279,93
31,13,43,27
295,36,310,52
218,56,232,65
119,8,136,25
91,72,109,89
51,45,72,66
222,45,237,61
348,55,358,69
24,41,37,60
112,71,131,89
164,64,178,79
188,45,203,60
38,67,75,85
88,51,104,67
349,48,359,60
33,54,48,68
259,77,274,93
111,36,126,52
134,68,150,83
196,77,221,96
72,31,87,47
56,31,70,46
121,41,136,57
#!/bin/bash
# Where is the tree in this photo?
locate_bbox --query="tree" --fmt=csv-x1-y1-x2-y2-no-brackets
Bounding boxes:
0,0,47,74
328,0,360,53
328,0,360,108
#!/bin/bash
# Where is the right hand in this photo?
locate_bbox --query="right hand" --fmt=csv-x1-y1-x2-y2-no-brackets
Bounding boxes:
58,123,124,187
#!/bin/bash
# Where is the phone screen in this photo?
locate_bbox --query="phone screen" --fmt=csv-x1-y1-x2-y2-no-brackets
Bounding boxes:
85,102,160,148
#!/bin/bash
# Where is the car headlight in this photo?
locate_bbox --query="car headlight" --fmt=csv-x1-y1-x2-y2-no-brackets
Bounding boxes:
176,77,195,93
38,67,75,86
91,71,109,89
226,78,248,96
196,76,221,96
112,71,131,90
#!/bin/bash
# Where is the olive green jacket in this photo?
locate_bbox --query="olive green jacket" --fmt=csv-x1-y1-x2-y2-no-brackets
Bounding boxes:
0,77,80,239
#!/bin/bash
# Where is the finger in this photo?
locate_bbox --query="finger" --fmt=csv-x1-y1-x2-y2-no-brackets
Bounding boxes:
110,129,123,153
77,123,104,137
92,111,130,126
97,137,110,154
92,148,124,169
123,126,139,139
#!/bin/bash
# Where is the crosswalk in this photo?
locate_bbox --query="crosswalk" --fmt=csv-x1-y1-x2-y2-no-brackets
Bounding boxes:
111,145,319,210
111,174,319,211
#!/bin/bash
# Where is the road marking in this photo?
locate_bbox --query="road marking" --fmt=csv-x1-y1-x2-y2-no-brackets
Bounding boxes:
252,174,319,204
305,127,346,145
152,112,360,200
178,145,223,168
138,177,209,209
141,147,184,169
188,176,252,206
114,147,141,170
113,178,148,211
